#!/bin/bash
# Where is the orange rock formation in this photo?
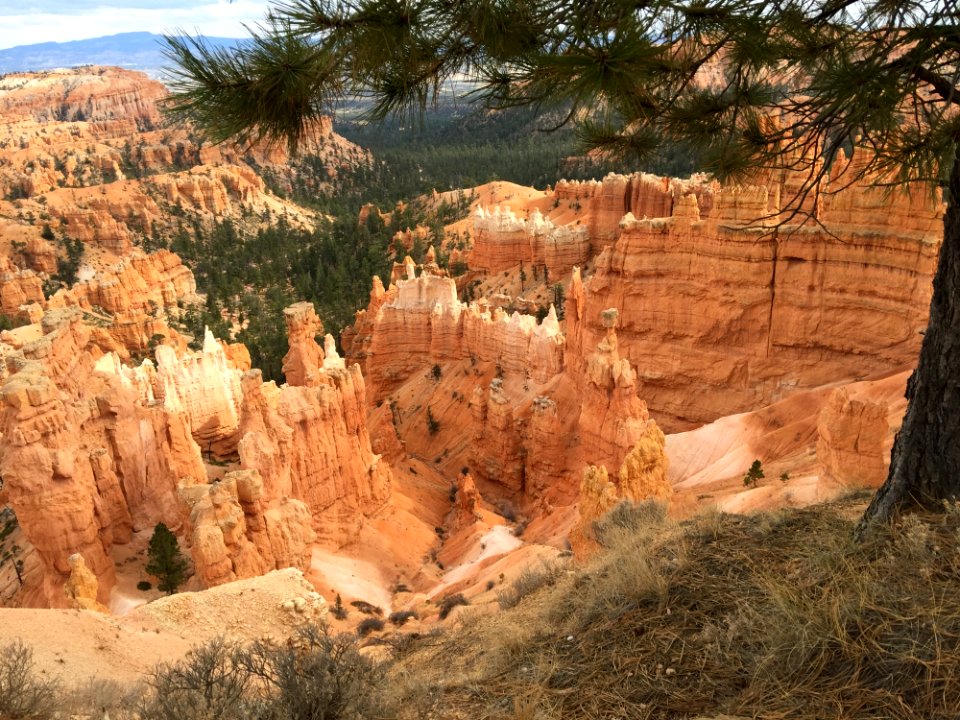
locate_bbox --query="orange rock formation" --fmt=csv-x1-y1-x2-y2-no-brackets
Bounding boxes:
1,67,949,614
0,291,396,603
180,470,315,587
566,169,941,431
153,331,244,458
816,387,889,490
281,302,326,387
0,310,205,606
469,206,590,278
0,66,364,303
349,263,565,404
63,554,108,613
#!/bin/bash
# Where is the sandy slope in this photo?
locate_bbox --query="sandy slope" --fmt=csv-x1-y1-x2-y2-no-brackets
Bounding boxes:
667,369,911,512
0,569,326,689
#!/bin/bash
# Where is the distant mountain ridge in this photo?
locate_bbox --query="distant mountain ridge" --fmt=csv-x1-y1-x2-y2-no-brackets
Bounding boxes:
0,32,243,77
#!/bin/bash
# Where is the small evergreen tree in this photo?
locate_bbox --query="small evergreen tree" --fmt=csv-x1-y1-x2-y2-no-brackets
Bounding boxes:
426,407,440,436
146,522,188,595
552,283,565,320
332,593,348,620
743,460,764,489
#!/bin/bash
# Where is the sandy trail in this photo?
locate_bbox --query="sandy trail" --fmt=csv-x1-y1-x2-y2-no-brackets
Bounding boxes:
309,548,393,613
109,585,149,616
431,525,522,596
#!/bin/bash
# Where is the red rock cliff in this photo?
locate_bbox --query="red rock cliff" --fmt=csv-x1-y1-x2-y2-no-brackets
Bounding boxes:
568,165,941,430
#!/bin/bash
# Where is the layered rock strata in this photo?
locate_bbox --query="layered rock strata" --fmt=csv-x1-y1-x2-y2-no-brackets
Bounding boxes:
468,206,590,278
180,470,315,587
154,330,244,457
0,310,205,606
0,297,394,603
577,308,657,471
344,242,681,517
0,248,198,355
282,302,326,387
0,66,364,288
237,361,392,544
347,262,565,404
569,164,942,430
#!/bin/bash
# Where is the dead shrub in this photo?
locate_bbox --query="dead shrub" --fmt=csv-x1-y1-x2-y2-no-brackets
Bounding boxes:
62,677,139,719
137,626,389,720
137,637,251,720
350,600,383,616
241,625,390,720
438,593,469,620
389,610,419,626
357,617,386,636
0,640,59,720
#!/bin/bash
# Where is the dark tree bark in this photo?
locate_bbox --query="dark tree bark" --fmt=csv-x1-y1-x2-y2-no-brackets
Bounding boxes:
857,144,960,536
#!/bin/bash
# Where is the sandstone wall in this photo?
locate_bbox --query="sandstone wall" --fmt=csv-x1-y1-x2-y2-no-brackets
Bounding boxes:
154,331,244,457
49,249,198,353
468,206,590,278
816,387,889,489
0,310,206,607
353,264,565,404
180,470,315,587
569,169,942,431
0,299,394,604
0,66,362,266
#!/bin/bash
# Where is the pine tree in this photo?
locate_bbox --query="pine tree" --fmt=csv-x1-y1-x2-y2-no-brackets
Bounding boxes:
146,522,189,595
743,460,765,489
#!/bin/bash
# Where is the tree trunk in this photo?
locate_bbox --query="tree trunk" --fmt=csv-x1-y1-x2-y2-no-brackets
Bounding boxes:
856,144,960,536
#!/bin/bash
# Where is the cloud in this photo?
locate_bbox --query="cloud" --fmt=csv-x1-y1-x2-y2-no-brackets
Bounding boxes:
16,1,209,11
0,1,266,49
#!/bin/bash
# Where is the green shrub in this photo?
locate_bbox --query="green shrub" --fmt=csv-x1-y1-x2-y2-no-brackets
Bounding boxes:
146,522,189,594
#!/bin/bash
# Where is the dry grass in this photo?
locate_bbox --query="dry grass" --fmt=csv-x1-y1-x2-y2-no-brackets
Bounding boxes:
9,499,960,720
388,499,960,719
496,560,567,610
61,678,141,719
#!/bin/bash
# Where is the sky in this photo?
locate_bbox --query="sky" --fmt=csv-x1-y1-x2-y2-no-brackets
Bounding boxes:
0,1,265,50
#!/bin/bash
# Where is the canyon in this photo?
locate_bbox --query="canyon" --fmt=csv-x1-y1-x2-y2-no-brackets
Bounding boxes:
0,65,946,687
